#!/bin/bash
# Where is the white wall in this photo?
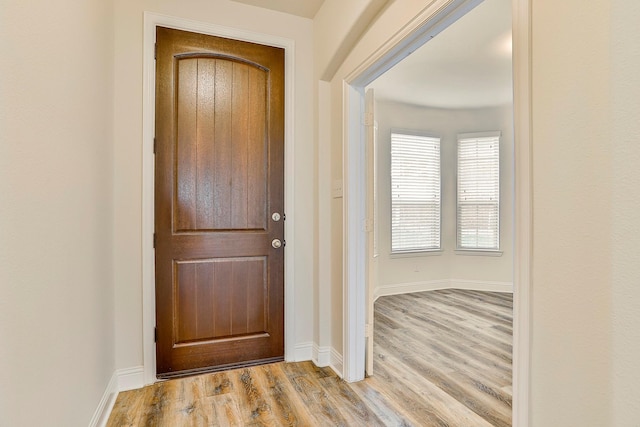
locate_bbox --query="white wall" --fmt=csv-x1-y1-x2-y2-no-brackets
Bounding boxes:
531,0,640,424
531,0,613,423
611,0,640,423
318,0,640,423
0,0,115,426
373,100,513,294
112,0,315,370
313,0,388,80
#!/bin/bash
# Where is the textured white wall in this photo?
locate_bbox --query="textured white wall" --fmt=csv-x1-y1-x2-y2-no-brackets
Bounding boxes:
112,0,315,370
374,100,514,290
611,0,640,423
531,0,614,424
0,0,115,425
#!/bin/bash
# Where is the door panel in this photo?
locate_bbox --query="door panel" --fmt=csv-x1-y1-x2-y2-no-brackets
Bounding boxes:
173,257,267,343
155,27,284,377
174,57,268,232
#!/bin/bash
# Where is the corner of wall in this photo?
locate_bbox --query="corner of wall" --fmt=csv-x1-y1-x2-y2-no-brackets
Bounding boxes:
88,364,146,426
117,366,145,392
330,348,344,378
374,279,513,300
88,372,118,427
296,341,344,378
449,279,513,293
314,0,388,80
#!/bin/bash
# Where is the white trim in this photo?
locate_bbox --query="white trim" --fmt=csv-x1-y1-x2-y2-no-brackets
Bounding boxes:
373,279,513,300
342,0,531,423
449,279,513,293
454,249,503,257
374,280,450,300
330,349,344,378
142,12,297,385
314,345,332,367
390,249,444,258
458,130,502,139
293,342,314,361
117,366,145,392
310,345,343,378
512,0,532,425
88,371,118,427
343,82,367,382
296,343,342,378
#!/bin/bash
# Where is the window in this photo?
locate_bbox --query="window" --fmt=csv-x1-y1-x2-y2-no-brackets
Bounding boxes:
457,132,500,250
391,132,441,253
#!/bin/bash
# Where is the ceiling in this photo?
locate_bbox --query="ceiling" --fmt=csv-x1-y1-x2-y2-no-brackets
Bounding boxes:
369,0,512,109
230,0,325,19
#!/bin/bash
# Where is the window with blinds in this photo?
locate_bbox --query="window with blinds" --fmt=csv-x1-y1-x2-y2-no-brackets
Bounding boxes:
457,132,501,250
391,132,441,253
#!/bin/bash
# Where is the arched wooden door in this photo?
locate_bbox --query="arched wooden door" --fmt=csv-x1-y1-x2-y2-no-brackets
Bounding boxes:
154,27,285,377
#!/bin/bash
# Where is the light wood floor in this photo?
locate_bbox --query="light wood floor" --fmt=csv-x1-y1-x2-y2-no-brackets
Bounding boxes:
107,290,512,426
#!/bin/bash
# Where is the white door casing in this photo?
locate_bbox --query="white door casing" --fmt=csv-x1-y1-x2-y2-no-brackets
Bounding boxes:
342,0,531,426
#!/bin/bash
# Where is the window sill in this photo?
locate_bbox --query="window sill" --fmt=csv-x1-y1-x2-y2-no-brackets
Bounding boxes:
390,250,443,259
455,249,503,257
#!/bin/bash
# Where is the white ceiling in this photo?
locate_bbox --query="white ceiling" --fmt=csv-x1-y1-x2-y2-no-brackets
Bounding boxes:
369,0,513,109
230,0,325,19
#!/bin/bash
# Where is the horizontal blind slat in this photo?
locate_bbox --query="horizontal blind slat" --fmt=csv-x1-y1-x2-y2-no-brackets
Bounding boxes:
457,135,500,250
391,132,441,252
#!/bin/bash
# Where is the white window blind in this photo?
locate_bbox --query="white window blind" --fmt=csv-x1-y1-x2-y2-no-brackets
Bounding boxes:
457,132,500,250
391,132,441,252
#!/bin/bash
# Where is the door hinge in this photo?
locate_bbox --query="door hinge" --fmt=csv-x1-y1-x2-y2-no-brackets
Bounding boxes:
153,233,156,249
154,43,157,60
154,327,157,343
153,137,157,154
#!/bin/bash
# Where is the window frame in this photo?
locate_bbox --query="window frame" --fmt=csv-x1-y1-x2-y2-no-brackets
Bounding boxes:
389,129,442,254
455,131,502,254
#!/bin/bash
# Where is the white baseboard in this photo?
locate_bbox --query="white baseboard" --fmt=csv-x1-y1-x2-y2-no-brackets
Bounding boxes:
314,344,332,367
293,342,342,378
88,366,145,427
374,279,513,300
293,341,314,361
374,279,450,300
330,348,343,378
117,366,145,392
449,279,513,293
88,371,118,427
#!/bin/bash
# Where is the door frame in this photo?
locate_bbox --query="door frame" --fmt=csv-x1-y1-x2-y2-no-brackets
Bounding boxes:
142,12,296,385
341,0,531,425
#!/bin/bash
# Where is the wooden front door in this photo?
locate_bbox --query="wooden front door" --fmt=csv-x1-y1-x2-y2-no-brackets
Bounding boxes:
154,27,285,377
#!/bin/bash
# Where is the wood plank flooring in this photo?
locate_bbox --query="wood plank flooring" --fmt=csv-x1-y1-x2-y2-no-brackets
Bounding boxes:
107,290,512,426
